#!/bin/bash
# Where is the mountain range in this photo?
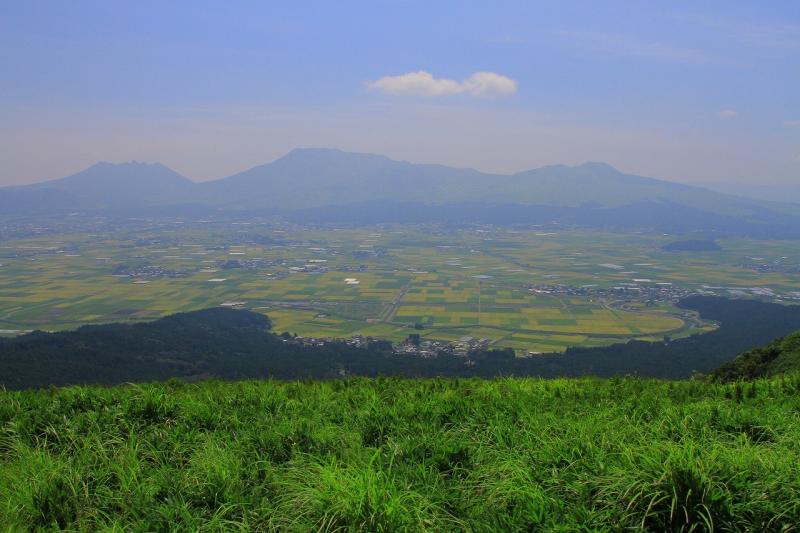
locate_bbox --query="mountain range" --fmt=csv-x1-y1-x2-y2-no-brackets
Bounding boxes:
2,148,799,235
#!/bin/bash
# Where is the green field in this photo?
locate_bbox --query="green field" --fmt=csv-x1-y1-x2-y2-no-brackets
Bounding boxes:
2,223,799,352
1,376,799,530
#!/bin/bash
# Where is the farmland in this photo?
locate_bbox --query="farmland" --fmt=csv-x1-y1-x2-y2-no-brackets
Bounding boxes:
2,218,799,353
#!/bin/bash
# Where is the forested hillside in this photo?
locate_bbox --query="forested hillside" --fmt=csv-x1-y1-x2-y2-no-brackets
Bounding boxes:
713,331,800,381
2,297,800,389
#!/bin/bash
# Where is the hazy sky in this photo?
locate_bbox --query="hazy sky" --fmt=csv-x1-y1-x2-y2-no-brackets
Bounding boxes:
1,1,799,189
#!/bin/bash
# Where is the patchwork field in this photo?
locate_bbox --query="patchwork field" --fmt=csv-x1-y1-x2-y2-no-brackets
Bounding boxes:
2,220,798,352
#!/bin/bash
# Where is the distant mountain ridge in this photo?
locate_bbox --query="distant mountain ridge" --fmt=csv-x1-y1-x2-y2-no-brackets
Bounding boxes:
1,161,195,212
201,149,795,216
2,148,800,235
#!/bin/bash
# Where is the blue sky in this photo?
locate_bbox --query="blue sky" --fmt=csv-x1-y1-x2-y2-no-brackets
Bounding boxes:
1,1,798,190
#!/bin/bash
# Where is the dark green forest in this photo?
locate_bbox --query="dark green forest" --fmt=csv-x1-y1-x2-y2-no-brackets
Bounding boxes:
2,297,800,389
713,330,800,381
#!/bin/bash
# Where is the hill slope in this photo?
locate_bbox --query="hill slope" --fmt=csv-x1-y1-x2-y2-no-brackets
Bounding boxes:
1,377,798,529
713,331,800,381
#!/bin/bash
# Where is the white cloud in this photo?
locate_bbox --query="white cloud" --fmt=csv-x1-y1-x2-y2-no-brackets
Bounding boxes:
462,72,519,97
368,71,462,97
717,109,738,118
367,71,517,98
784,120,800,127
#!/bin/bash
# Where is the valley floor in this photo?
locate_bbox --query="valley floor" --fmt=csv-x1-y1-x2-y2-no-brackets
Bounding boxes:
2,377,799,530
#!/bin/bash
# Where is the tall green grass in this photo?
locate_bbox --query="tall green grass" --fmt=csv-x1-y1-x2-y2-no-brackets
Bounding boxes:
2,376,800,530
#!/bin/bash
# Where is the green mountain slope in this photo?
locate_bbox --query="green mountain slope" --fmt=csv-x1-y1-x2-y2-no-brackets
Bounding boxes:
1,377,799,530
713,331,800,381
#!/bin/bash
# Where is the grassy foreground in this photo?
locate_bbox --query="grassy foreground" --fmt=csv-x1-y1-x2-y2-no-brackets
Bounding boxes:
2,377,800,531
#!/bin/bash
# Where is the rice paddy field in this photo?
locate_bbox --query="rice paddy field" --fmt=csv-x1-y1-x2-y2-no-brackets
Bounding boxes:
2,220,799,353
1,376,799,530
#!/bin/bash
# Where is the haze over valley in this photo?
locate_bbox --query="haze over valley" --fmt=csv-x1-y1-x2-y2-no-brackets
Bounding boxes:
5,148,800,237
